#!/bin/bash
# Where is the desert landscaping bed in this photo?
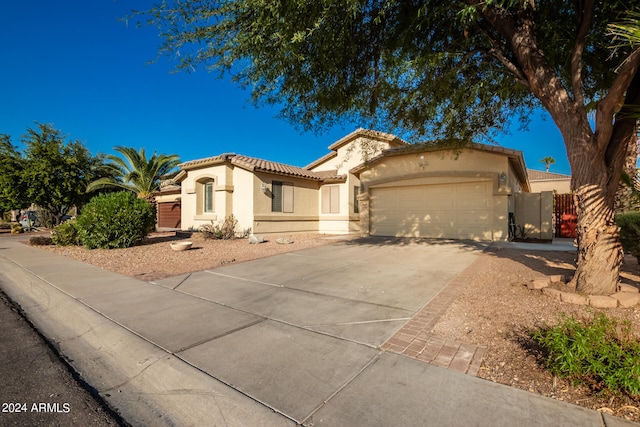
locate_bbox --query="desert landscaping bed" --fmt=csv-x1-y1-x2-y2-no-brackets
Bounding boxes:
21,233,640,422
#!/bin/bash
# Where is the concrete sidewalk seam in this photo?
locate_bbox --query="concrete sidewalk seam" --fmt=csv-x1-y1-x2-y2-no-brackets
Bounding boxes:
174,318,267,353
205,269,415,313
204,270,287,288
170,272,191,290
300,352,382,426
302,317,412,328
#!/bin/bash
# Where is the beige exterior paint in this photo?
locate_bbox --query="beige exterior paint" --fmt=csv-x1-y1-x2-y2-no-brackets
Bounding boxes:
514,191,554,240
181,163,226,229
175,130,532,242
308,130,405,234
252,172,320,233
529,179,571,193
355,148,525,241
527,169,572,193
369,181,495,239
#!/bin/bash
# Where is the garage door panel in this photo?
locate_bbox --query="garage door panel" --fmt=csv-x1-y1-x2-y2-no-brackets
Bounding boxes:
370,182,493,240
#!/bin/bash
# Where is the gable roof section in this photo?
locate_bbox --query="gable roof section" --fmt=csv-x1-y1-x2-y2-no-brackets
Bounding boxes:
305,128,407,170
351,142,531,192
527,169,571,181
177,153,346,182
231,155,327,180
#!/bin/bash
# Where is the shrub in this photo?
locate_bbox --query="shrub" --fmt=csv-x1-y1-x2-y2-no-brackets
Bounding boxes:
199,214,250,239
29,236,53,246
532,312,640,397
616,212,640,262
51,219,80,246
76,191,156,249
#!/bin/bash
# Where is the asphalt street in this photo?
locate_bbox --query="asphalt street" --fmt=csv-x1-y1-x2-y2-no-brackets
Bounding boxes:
0,289,127,427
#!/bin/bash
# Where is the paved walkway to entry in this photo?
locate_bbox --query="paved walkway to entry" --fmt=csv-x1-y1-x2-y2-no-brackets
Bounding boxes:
381,255,486,375
0,235,631,427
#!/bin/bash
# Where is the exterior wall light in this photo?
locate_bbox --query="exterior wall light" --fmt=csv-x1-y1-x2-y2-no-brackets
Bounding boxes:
499,172,507,186
418,155,428,169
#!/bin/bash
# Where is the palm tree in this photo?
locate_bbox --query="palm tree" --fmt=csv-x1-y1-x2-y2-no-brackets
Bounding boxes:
540,156,556,172
87,146,180,201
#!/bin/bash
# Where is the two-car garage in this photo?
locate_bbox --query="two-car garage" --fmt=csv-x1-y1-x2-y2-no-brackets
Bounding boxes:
369,181,494,240
353,144,530,242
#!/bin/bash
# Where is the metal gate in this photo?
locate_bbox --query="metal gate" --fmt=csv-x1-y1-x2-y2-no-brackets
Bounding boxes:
554,193,576,238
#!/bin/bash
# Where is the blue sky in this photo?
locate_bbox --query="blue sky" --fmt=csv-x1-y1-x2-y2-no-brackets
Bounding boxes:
1,0,570,175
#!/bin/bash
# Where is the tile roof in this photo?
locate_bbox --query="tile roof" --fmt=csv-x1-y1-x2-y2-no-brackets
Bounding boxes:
527,169,571,181
231,155,322,180
179,153,346,182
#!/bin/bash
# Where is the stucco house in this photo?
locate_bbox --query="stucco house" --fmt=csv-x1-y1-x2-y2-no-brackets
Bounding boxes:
169,129,533,241
527,169,572,193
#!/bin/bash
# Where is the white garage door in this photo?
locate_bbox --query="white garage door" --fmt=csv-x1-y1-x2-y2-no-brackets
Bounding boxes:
370,181,493,240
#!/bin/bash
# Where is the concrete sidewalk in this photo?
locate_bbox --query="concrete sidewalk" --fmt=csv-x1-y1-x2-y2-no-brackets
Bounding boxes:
0,237,634,427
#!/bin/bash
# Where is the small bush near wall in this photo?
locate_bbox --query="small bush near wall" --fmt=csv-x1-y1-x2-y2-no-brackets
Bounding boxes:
200,214,251,239
52,219,80,246
76,191,156,249
616,212,640,262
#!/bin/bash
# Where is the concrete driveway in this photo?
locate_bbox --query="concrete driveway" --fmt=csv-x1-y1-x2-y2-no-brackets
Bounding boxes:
155,237,485,348
148,237,485,422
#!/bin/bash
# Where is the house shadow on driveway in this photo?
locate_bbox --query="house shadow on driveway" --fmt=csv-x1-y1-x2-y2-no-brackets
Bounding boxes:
341,235,490,253
343,236,639,290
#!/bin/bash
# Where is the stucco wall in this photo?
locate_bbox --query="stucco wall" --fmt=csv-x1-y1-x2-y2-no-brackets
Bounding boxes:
231,167,255,233
529,179,571,194
309,136,393,174
180,163,230,231
252,172,320,233
514,191,554,240
358,149,515,241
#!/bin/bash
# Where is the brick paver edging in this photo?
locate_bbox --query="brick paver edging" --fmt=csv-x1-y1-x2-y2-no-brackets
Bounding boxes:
380,251,490,376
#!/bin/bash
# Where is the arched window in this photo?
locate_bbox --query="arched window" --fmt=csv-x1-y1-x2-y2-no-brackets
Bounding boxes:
204,181,214,213
195,177,215,215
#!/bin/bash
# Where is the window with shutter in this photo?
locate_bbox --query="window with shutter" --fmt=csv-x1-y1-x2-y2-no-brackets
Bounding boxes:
272,181,282,212
272,181,293,212
322,186,340,213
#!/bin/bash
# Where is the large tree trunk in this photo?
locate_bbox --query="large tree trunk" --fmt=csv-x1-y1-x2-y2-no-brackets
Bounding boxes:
562,119,625,296
570,159,623,295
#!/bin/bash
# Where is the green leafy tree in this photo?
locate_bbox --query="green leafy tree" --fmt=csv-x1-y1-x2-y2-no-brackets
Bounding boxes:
135,1,640,295
0,134,27,214
539,157,556,172
87,146,180,201
20,123,109,225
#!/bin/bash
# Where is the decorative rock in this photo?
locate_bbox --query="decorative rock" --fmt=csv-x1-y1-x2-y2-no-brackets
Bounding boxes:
611,292,640,308
588,295,618,309
542,288,562,300
169,241,192,251
249,234,265,244
560,291,588,305
276,237,294,245
618,283,640,294
548,275,565,283
527,277,551,290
